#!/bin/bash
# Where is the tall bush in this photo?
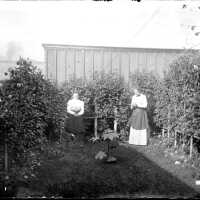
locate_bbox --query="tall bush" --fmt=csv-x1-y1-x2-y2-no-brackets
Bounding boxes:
0,58,66,166
153,73,171,129
154,52,200,151
169,53,200,138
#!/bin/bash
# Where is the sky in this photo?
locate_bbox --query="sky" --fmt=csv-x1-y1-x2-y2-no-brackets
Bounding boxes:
0,1,200,62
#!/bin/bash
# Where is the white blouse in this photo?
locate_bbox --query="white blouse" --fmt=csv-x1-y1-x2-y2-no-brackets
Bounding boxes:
131,94,147,109
67,99,84,115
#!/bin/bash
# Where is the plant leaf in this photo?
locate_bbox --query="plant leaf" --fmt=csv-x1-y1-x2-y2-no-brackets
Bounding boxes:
95,151,107,160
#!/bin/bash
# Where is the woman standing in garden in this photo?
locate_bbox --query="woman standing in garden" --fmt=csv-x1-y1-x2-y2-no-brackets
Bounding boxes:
65,92,85,138
128,87,149,145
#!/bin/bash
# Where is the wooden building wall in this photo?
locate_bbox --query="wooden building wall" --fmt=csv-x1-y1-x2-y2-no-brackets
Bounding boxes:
43,44,184,85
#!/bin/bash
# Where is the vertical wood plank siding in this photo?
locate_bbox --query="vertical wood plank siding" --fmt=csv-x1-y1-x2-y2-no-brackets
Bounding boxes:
47,49,56,81
85,50,93,80
57,49,66,84
43,44,184,86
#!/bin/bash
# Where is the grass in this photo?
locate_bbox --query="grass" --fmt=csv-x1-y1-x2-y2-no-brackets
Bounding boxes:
23,139,200,198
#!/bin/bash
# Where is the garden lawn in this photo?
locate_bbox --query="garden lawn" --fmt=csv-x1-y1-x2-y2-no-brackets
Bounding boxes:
18,139,200,198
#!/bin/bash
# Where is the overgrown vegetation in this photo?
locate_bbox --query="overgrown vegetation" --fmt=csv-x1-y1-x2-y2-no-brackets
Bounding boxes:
153,52,200,155
0,58,66,195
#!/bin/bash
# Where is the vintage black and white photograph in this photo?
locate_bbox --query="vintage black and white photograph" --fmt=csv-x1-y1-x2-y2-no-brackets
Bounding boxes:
0,0,200,198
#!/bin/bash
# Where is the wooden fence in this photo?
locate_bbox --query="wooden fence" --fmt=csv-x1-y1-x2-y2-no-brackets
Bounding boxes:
43,44,184,86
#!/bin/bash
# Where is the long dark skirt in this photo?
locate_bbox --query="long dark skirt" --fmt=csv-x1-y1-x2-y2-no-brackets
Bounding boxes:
128,108,149,130
65,113,85,135
128,108,150,145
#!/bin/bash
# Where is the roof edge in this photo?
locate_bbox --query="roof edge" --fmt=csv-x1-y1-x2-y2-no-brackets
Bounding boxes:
42,43,199,52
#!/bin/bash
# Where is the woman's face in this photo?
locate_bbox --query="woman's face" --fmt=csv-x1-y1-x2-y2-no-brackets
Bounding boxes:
134,89,139,96
72,93,79,100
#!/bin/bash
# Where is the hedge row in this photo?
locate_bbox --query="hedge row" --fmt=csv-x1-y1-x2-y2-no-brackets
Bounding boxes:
62,72,131,135
61,70,160,138
153,52,200,151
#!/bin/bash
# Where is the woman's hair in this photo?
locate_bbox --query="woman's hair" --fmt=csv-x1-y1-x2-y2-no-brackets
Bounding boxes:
132,85,141,93
71,87,79,96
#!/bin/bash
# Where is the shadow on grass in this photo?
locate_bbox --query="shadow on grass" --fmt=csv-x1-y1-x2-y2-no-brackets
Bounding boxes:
29,142,200,198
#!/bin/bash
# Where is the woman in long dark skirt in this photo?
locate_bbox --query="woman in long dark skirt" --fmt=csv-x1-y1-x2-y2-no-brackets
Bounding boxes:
65,93,85,140
128,88,149,145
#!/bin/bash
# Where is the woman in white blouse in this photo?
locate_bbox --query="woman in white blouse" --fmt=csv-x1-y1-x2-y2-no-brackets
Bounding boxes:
128,88,149,145
65,92,85,135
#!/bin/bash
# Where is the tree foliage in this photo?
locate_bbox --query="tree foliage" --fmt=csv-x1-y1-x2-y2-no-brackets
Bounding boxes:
154,52,200,151
0,58,66,166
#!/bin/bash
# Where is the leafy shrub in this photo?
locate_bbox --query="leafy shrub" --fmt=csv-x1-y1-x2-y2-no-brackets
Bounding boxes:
0,58,66,169
154,52,200,153
153,77,170,129
62,72,131,137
